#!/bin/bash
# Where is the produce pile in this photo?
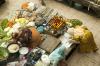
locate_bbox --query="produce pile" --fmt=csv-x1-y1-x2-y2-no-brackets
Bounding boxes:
0,2,98,66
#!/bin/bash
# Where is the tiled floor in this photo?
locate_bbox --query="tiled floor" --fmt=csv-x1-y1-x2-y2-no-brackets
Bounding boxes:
0,0,100,66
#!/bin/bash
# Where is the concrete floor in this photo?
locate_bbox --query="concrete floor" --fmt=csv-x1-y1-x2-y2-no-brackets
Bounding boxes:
0,0,100,66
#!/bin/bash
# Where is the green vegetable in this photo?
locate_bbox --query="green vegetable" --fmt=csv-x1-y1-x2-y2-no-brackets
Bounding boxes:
2,35,12,41
69,19,83,27
0,19,8,30
0,26,12,42
0,47,9,60
0,27,6,39
0,19,12,41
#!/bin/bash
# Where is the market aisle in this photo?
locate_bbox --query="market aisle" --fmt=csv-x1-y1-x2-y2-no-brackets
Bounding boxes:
0,0,100,66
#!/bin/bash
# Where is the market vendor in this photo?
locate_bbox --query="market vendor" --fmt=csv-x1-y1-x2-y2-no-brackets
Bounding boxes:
69,25,98,53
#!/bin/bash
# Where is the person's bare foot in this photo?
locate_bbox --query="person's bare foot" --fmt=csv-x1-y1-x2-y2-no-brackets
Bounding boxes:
58,60,68,66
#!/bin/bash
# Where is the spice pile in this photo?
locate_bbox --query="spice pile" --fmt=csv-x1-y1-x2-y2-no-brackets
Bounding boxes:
0,2,98,66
